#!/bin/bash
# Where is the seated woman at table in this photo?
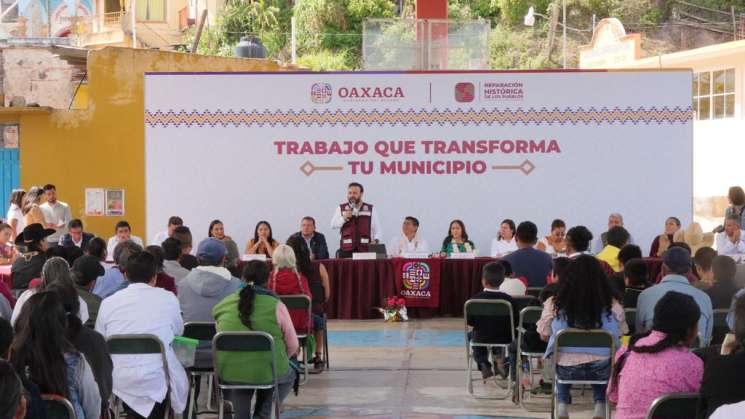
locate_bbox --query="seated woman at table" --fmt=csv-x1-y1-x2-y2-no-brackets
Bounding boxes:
537,255,627,419
208,219,240,273
440,220,475,256
268,244,313,336
0,224,17,266
287,236,330,371
536,219,567,257
648,216,681,257
490,219,517,258
245,221,279,258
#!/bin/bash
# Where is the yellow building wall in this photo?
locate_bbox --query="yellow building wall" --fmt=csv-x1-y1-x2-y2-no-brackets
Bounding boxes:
16,47,288,240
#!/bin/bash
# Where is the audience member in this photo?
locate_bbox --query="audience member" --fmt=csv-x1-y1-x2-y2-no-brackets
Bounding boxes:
387,216,430,256
536,219,567,256
21,187,48,229
694,247,718,287
593,213,635,253
150,216,183,246
11,224,52,289
698,295,745,418
538,255,627,419
610,244,643,294
58,219,94,249
106,221,143,260
596,226,630,272
268,245,313,335
0,359,25,419
714,186,745,233
636,247,713,345
497,260,527,296
608,291,702,419
0,318,44,419
245,221,279,258
503,221,552,287
145,246,177,295
173,226,199,270
212,260,298,419
540,257,571,303
622,259,650,309
5,189,25,240
71,255,104,328
440,219,475,256
706,255,740,309
715,214,745,260
288,236,330,370
45,280,113,412
490,219,517,258
161,238,190,283
95,250,188,419
564,226,593,258
289,216,330,260
178,238,240,323
467,262,516,379
93,240,141,299
0,318,10,358
11,291,101,419
40,184,71,246
0,223,17,266
649,217,681,257
85,236,107,263
0,290,9,320
207,220,241,272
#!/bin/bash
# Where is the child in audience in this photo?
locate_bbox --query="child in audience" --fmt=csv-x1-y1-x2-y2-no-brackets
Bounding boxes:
497,260,527,296
608,291,702,419
540,257,570,303
622,259,650,308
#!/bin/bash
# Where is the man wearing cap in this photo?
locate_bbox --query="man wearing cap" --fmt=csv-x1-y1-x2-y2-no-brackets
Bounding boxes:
72,255,105,328
177,238,241,323
636,247,714,345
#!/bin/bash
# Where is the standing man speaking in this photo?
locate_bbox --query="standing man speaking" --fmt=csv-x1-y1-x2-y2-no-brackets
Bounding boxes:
331,182,382,258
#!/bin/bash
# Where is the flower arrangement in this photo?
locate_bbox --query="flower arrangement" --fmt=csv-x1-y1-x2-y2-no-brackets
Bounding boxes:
377,296,408,322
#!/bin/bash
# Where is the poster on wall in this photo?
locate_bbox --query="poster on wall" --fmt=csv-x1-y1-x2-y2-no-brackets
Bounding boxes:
85,188,105,216
105,189,125,216
144,71,693,252
1,125,19,148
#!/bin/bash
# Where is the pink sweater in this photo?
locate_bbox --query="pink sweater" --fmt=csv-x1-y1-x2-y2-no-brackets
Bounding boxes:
608,331,703,419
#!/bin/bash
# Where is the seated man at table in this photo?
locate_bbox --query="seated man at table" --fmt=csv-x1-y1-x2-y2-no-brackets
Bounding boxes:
289,216,330,260
503,221,553,287
106,221,143,261
58,219,95,250
388,216,431,257
715,214,745,261
467,262,516,379
592,212,636,254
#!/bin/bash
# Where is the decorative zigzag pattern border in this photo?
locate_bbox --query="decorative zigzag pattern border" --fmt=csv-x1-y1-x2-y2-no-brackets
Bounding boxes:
144,107,693,128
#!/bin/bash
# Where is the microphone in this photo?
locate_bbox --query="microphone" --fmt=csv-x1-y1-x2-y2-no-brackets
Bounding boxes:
349,200,358,218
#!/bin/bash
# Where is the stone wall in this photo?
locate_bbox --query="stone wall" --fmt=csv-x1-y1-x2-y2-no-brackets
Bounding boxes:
1,47,75,108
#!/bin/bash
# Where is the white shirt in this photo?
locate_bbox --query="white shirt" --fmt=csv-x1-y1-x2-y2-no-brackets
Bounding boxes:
715,230,745,260
498,278,527,296
11,288,89,326
711,400,745,419
106,235,144,261
330,202,382,242
150,230,169,246
387,234,430,256
490,237,517,258
40,201,72,243
95,283,188,417
6,204,24,234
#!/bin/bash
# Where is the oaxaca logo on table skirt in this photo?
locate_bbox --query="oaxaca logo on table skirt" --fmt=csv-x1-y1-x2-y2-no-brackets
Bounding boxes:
394,258,442,308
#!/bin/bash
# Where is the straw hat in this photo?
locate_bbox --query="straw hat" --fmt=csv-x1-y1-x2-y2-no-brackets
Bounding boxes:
673,222,714,254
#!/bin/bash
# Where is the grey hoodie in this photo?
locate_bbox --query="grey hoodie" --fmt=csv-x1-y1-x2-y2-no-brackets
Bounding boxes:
177,266,241,322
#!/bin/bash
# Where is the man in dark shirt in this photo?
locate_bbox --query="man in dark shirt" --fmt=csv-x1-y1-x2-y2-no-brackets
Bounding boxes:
467,262,516,379
58,219,95,250
289,216,329,260
707,255,740,309
503,221,553,287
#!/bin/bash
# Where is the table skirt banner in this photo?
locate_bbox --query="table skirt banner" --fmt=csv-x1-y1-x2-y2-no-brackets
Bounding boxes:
394,258,442,308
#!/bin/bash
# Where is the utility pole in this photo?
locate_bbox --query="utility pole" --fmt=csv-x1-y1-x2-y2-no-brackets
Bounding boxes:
562,0,567,69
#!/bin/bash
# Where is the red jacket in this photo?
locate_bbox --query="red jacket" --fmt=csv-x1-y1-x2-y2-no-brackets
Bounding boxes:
268,268,312,334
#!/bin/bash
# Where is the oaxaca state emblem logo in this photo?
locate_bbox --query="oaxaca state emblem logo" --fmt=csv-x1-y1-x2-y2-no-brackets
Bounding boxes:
401,261,431,298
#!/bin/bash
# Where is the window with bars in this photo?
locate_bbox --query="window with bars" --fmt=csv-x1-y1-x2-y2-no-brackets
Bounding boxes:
693,69,735,120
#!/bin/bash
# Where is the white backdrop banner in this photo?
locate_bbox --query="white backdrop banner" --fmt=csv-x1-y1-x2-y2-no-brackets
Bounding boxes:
144,71,693,255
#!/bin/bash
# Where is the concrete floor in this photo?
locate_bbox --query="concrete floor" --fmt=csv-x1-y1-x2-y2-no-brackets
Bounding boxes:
278,318,601,419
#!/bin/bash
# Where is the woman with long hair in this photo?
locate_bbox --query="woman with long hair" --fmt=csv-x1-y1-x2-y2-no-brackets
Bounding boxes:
440,219,475,256
10,291,101,419
490,219,517,258
649,216,681,257
268,245,313,336
287,236,330,371
537,255,628,419
212,260,298,419
21,187,47,228
607,291,702,419
245,221,279,258
5,189,25,241
208,220,240,272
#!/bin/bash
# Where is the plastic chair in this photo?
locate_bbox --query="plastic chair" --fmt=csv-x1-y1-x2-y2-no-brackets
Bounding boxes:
278,294,312,384
41,394,76,419
550,329,615,419
516,306,550,411
212,331,280,419
183,322,217,419
624,308,637,336
463,299,515,399
645,392,699,419
526,287,543,299
712,309,730,346
106,334,171,419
